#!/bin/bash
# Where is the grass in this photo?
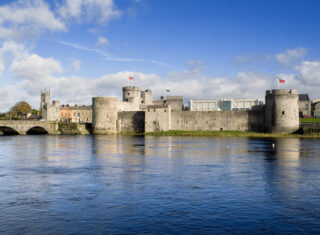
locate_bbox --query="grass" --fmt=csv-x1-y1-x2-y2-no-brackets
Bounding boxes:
143,130,320,138
120,132,144,136
300,118,320,123
58,122,81,135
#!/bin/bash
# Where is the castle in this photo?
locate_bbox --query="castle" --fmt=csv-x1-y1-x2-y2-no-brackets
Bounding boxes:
92,87,299,134
41,86,299,134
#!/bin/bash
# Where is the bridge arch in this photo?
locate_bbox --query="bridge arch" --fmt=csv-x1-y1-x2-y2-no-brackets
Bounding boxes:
26,126,49,135
0,126,19,135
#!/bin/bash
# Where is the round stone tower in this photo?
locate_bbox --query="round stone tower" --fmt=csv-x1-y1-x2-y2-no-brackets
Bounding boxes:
122,86,142,107
265,89,299,133
92,97,119,134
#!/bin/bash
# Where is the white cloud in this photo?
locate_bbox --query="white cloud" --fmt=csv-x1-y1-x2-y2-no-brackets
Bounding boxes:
234,54,269,64
0,41,27,76
55,40,112,57
295,61,320,86
0,0,66,41
3,53,320,112
276,47,307,65
0,54,4,75
58,0,121,24
0,85,29,111
186,60,206,71
72,59,81,72
10,54,63,80
1,41,25,56
55,40,170,67
0,58,275,111
96,36,109,46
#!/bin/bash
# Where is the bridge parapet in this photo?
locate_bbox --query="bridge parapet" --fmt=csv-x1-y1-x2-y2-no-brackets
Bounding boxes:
0,120,60,135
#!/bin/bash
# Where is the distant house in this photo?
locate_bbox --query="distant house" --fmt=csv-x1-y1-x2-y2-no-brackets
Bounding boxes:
298,94,311,117
312,102,320,118
60,105,72,122
60,104,92,123
71,105,92,123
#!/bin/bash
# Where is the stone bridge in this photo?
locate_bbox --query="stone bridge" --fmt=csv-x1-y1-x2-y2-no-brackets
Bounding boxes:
0,120,60,135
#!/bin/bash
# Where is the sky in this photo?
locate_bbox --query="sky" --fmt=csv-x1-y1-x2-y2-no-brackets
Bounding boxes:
1,0,320,111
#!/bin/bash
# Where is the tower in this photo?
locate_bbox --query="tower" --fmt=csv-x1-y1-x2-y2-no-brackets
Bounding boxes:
141,89,153,105
122,86,142,108
265,89,299,133
92,97,120,134
40,90,50,119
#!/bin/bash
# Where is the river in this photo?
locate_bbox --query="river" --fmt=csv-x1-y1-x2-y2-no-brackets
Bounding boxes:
1,135,320,234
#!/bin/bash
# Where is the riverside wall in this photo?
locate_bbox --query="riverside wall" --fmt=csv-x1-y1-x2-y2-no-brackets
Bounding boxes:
144,109,265,132
118,111,145,133
170,110,264,132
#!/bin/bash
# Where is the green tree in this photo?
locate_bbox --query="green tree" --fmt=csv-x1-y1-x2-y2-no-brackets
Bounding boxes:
31,109,39,115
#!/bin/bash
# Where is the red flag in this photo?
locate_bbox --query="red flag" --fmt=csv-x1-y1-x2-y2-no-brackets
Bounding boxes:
279,78,285,83
129,76,134,80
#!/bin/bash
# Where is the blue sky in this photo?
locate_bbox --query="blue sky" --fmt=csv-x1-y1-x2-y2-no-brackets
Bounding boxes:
0,0,320,111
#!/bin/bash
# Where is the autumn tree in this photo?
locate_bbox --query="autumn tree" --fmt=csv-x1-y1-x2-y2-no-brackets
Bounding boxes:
9,101,32,119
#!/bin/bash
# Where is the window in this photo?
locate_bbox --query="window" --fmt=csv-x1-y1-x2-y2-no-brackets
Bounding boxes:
282,111,285,115
222,101,231,111
305,104,309,110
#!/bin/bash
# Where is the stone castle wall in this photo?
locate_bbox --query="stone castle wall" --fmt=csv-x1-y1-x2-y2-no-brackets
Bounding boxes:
145,105,171,132
170,110,264,132
118,111,145,133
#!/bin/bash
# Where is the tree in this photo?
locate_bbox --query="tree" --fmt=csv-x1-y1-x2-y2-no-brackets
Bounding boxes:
31,109,39,115
10,101,31,113
9,101,32,119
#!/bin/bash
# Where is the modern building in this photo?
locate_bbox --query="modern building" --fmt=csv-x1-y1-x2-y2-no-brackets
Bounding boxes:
189,99,263,111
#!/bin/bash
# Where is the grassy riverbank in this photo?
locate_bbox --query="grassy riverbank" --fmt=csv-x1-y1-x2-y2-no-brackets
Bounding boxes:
300,118,320,123
143,130,320,138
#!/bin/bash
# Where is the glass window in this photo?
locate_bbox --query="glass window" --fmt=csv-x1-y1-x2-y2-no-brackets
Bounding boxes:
222,101,231,111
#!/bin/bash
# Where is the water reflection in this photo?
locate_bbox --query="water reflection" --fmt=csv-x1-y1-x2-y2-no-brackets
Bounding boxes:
1,135,320,233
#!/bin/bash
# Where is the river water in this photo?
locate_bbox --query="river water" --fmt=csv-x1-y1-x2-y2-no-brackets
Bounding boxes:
0,135,320,234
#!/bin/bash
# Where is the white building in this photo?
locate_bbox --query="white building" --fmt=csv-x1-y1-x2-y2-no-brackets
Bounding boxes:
189,99,263,111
